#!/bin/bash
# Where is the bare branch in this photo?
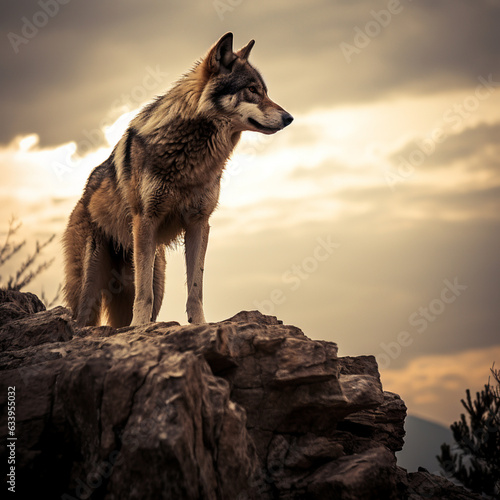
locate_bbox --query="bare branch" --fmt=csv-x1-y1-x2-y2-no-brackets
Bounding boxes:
1,218,57,292
0,216,26,266
40,283,62,308
8,257,55,291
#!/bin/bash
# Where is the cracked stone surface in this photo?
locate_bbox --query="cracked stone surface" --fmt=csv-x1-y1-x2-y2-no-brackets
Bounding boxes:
0,290,482,499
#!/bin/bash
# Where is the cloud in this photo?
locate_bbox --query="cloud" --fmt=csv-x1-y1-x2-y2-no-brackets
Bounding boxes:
2,90,499,308
1,0,499,437
1,0,196,148
2,0,500,148
0,59,498,425
390,121,500,172
381,346,500,426
206,206,500,370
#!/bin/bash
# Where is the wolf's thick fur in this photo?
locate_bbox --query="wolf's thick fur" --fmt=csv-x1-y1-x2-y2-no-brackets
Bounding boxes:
63,33,293,327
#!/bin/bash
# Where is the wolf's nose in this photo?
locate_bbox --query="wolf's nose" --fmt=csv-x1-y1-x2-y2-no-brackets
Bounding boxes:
282,112,294,128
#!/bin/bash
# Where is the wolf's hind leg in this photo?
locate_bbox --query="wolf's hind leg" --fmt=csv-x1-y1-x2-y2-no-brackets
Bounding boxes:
103,257,135,328
105,245,164,327
76,235,109,327
152,245,166,322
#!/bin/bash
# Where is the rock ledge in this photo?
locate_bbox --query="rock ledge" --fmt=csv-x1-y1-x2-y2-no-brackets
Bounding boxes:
0,290,480,499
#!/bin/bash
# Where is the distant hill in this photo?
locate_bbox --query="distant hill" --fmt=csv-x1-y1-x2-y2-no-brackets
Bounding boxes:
397,414,453,473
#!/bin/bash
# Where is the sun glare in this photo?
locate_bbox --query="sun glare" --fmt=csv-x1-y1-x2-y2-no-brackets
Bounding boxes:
18,134,39,152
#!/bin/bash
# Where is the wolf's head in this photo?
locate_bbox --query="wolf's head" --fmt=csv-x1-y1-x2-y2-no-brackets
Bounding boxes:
199,33,293,135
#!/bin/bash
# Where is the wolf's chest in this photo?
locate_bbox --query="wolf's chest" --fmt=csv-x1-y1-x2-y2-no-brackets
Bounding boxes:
154,180,221,245
141,159,222,216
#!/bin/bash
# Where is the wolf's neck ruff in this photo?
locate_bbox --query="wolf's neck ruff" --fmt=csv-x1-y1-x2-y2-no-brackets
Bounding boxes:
116,117,235,188
131,62,213,137
113,60,240,193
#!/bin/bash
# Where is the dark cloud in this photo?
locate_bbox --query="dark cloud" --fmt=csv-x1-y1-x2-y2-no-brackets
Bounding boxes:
1,0,500,148
2,1,498,428
1,0,200,148
206,207,500,369
391,121,500,173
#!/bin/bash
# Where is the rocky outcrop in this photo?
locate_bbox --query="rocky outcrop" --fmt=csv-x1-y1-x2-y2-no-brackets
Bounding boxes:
0,290,481,499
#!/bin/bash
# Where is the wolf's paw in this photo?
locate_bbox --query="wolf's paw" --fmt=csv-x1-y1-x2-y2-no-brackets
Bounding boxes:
130,312,152,327
131,298,154,327
186,295,206,324
188,314,206,324
187,309,206,324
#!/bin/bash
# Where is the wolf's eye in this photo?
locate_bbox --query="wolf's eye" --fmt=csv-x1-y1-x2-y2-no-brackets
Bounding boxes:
248,86,258,94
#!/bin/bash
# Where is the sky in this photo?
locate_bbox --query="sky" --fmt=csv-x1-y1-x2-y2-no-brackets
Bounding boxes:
1,0,499,428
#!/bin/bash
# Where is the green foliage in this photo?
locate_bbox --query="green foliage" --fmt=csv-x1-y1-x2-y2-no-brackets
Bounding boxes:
438,365,500,498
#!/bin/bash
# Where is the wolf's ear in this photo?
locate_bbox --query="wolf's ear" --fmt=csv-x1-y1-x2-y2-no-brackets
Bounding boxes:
207,32,236,75
236,39,255,61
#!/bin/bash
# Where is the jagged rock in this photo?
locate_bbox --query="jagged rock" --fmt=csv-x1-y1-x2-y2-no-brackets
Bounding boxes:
406,471,484,500
340,391,407,453
0,288,45,326
0,306,74,351
0,290,481,499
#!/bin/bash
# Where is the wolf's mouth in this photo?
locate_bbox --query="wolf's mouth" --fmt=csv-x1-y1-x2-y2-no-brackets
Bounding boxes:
248,117,280,134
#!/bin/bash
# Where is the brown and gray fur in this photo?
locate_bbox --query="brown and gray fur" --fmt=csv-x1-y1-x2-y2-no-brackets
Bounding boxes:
63,32,293,327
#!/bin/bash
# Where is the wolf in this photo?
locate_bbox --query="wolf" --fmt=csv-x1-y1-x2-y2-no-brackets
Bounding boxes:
63,32,293,328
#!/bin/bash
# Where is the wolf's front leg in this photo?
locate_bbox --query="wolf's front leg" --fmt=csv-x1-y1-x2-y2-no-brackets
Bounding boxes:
130,216,157,326
185,221,209,324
